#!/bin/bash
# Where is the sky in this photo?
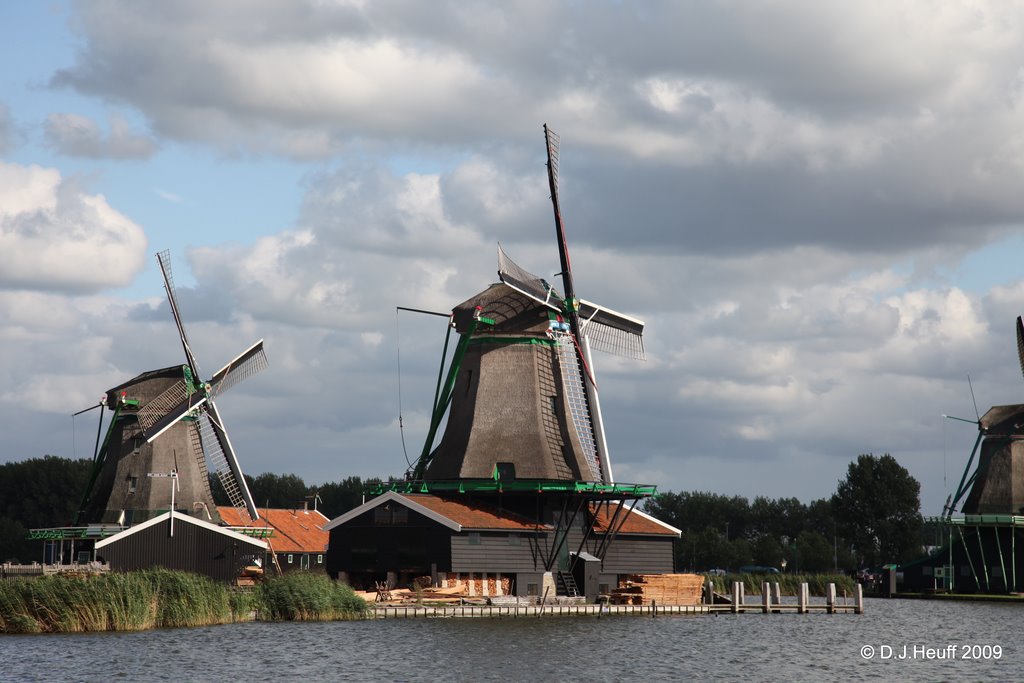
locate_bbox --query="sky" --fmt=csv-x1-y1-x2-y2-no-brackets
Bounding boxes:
4,1,1024,517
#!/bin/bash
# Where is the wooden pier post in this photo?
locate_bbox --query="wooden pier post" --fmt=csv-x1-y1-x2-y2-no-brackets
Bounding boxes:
731,581,741,613
855,583,864,614
762,582,770,613
772,582,781,609
704,577,714,605
826,583,836,614
797,582,808,614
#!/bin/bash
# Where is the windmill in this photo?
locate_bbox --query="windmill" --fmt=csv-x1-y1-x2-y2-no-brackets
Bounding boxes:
411,125,644,485
75,250,266,526
944,316,1024,518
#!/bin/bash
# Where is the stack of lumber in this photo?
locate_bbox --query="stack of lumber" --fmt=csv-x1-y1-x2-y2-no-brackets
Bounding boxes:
608,574,704,606
357,585,470,604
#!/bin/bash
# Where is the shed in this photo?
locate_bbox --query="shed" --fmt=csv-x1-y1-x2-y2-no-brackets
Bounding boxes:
94,511,267,583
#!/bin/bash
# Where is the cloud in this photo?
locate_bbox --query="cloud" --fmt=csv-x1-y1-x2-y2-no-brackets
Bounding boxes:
44,112,158,159
156,189,183,203
44,1,1024,263
0,161,148,292
10,0,1024,517
0,103,11,154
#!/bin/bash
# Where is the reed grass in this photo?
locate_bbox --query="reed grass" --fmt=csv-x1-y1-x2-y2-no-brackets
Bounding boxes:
0,569,367,634
705,572,857,596
257,571,367,621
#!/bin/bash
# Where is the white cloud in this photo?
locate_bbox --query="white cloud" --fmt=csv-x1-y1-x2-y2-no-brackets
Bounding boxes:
0,161,148,291
0,103,11,154
44,112,157,159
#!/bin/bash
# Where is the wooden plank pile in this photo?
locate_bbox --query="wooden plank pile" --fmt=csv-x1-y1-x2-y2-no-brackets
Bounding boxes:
355,585,470,604
608,574,704,606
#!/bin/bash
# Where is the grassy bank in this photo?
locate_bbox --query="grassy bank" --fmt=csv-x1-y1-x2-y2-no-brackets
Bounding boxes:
705,572,857,596
0,569,367,634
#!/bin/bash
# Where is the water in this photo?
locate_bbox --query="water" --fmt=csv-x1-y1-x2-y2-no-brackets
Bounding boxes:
1,599,1019,682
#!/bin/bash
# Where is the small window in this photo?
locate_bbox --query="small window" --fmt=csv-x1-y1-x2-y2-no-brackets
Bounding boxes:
527,583,539,596
317,554,323,564
374,504,408,525
468,532,481,545
495,462,516,480
549,396,558,415
128,476,137,493
287,554,294,564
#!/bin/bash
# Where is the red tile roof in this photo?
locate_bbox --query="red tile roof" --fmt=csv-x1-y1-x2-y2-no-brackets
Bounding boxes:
218,506,329,554
400,494,552,531
590,504,678,536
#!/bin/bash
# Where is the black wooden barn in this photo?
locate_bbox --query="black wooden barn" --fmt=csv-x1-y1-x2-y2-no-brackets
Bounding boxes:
93,511,267,582
324,490,679,601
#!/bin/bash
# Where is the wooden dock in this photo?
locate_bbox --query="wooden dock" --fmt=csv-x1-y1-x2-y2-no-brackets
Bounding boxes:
370,581,863,618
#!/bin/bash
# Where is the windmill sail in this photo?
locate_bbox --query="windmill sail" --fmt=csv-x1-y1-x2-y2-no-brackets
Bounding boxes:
208,339,268,398
157,250,201,376
1017,316,1024,380
497,244,560,310
151,251,263,521
195,401,257,520
551,327,602,480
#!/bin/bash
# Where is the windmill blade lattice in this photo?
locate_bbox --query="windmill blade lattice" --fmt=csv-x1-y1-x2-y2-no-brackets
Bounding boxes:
497,244,560,310
551,328,603,481
207,340,268,399
157,250,201,376
136,378,192,437
193,406,253,519
578,300,645,360
498,246,645,360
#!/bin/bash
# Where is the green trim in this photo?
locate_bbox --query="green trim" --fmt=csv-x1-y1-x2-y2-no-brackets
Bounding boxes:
412,317,487,479
367,479,657,498
28,527,124,540
73,406,122,526
925,515,1024,526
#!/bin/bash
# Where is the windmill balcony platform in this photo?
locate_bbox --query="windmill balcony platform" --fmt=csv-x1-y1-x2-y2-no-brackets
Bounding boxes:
369,479,658,498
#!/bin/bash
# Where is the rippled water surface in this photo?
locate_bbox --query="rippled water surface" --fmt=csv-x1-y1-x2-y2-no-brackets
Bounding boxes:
2,599,1020,682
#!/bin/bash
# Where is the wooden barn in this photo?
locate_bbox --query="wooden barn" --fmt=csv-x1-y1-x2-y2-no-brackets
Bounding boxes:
324,489,680,601
93,511,267,583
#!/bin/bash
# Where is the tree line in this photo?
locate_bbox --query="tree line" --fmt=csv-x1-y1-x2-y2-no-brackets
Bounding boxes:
1,453,924,570
644,453,924,572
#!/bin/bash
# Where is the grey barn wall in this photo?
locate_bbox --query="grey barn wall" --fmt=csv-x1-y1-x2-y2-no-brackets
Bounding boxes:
599,536,675,574
562,523,676,575
449,531,544,573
